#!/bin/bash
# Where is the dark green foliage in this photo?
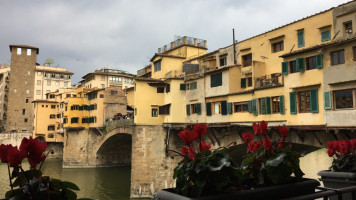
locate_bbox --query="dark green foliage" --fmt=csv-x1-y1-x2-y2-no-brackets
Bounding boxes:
330,154,356,172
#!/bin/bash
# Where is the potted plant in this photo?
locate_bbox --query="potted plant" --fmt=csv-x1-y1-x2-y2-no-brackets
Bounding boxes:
318,139,356,200
0,137,92,200
156,122,320,200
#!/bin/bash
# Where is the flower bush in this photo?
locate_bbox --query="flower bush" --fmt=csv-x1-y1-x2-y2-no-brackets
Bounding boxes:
173,124,241,198
326,139,356,172
0,137,91,200
240,121,304,186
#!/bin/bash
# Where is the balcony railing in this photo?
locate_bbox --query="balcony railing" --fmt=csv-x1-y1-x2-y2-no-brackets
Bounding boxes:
243,60,252,67
255,73,283,89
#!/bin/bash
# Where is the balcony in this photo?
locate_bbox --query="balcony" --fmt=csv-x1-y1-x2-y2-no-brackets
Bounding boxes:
255,73,283,90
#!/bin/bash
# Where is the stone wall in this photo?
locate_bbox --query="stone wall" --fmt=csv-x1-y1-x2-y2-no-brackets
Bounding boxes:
0,132,32,146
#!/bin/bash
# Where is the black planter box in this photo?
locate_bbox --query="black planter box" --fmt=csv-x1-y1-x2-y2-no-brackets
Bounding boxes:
318,170,356,200
155,178,320,200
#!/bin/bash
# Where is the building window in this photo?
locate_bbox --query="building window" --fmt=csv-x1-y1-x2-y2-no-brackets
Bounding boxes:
211,72,222,87
63,118,68,124
297,31,305,48
101,75,105,81
159,104,170,115
37,72,42,76
48,125,55,131
26,99,29,103
165,84,170,93
157,87,164,93
24,118,28,122
14,89,17,93
152,108,158,117
242,54,252,67
56,81,59,86
26,90,29,94
271,96,280,113
37,80,41,85
334,89,354,109
109,76,121,82
189,82,197,90
306,56,317,70
70,117,79,124
71,105,80,110
100,94,104,98
272,41,284,53
298,91,311,113
22,109,26,115
42,105,44,108
234,102,248,113
290,60,297,73
28,71,30,75
64,82,68,87
17,48,21,55
51,105,56,109
154,60,161,72
47,81,51,86
66,94,71,98
213,102,221,114
49,94,55,99
331,50,345,65
101,84,105,88
321,30,331,42
50,114,56,119
345,21,353,34
27,49,31,56
219,57,227,66
247,77,253,87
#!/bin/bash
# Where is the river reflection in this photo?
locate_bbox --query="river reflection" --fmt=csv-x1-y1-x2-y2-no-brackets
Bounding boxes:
0,158,131,200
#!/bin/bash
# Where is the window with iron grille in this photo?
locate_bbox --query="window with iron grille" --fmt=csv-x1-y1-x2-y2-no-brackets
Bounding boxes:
242,54,252,67
272,41,284,53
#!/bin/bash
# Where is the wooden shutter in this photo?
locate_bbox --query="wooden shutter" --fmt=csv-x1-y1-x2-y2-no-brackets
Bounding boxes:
296,58,305,72
206,102,212,116
248,100,252,113
211,73,222,87
227,102,233,114
290,92,297,114
316,54,323,69
196,103,202,115
241,78,246,88
282,61,288,75
186,104,190,116
180,84,186,90
310,89,319,113
297,31,305,48
266,97,271,114
279,95,285,114
261,98,266,115
221,100,227,115
252,99,258,116
324,91,332,110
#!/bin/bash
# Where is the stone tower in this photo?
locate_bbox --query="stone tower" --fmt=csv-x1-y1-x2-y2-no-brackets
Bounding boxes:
6,45,38,132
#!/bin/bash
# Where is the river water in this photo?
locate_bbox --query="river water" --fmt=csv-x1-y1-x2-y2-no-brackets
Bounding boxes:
0,149,332,199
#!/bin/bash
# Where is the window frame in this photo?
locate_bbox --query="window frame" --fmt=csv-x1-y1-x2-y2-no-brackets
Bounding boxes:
306,56,317,70
330,49,345,65
242,54,252,67
213,102,221,115
233,102,248,113
298,90,311,113
333,89,355,110
151,108,158,117
154,60,162,72
219,56,227,67
272,41,284,53
271,96,280,114
289,60,297,73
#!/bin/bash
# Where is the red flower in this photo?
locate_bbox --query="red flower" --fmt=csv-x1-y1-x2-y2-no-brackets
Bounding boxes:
252,123,261,136
333,141,341,152
327,141,334,149
259,120,268,136
278,125,288,138
247,141,261,153
178,129,198,145
6,145,27,167
350,139,356,149
199,140,211,152
339,140,351,154
181,146,196,160
263,137,273,151
20,137,47,168
193,124,207,138
327,148,335,157
278,143,285,148
242,132,254,144
0,144,10,163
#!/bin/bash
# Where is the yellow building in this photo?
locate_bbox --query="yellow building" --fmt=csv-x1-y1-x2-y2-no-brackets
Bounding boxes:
134,36,207,125
80,68,135,90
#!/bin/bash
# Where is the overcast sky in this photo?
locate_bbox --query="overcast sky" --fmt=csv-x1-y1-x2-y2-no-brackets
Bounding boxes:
0,0,350,83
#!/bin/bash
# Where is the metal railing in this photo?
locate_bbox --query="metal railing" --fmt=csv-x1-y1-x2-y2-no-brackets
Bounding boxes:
282,185,356,200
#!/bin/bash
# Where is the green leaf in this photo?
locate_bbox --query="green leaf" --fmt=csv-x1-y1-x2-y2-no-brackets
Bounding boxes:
65,189,77,200
5,189,23,199
266,152,287,167
267,163,292,184
11,174,27,187
62,181,80,191
194,161,206,174
195,173,208,187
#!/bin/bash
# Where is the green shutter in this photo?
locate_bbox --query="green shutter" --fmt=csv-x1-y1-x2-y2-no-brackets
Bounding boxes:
206,102,212,116
248,100,252,113
196,103,202,115
324,91,332,110
321,30,331,42
186,104,190,116
290,92,297,114
211,73,222,87
261,98,266,115
266,97,271,114
282,61,289,75
316,54,323,69
252,99,258,116
279,95,285,114
296,58,305,72
241,78,246,88
310,89,319,113
297,31,305,48
221,100,227,115
227,102,233,114
180,84,186,90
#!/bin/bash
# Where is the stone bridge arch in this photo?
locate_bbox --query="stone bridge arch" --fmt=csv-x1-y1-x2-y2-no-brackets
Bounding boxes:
94,127,133,167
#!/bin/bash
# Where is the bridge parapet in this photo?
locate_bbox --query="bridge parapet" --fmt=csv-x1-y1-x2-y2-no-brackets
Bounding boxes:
104,119,134,134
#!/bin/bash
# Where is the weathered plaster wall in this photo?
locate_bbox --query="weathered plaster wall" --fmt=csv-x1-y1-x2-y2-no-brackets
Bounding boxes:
0,132,32,146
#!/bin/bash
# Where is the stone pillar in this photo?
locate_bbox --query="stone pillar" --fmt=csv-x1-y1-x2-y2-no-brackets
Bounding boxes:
158,48,161,54
170,42,174,49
